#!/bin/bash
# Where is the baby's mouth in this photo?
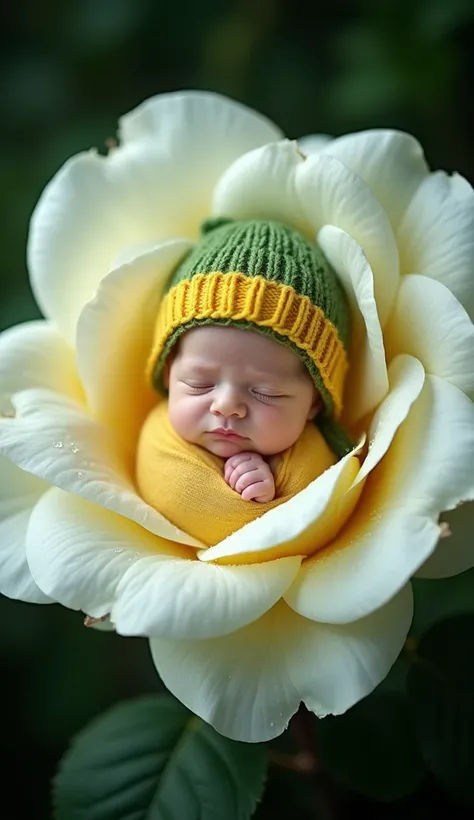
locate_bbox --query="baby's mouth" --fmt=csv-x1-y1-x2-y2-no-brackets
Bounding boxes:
211,428,246,439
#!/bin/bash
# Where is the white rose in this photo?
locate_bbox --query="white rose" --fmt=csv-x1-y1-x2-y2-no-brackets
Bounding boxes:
1,92,473,742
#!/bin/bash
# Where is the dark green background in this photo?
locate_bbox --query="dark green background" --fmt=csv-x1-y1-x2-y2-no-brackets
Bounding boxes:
1,1,474,817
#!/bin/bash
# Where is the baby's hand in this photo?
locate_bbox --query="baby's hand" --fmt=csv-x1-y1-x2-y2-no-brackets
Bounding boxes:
224,452,275,502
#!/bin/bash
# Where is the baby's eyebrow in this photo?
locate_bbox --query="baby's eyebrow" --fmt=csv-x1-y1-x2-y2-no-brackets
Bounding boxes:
244,370,301,384
178,358,301,381
179,360,217,374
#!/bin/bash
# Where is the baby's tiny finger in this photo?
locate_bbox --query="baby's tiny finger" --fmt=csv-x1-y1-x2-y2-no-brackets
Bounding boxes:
226,452,251,472
229,451,254,464
241,482,266,501
227,461,257,489
234,468,262,494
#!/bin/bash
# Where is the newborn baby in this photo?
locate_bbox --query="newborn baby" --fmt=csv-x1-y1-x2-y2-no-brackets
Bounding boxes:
136,216,351,546
136,323,336,546
166,325,320,502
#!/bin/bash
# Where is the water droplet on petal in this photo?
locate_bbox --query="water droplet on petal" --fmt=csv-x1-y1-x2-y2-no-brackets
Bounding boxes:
76,471,84,478
114,547,123,555
53,441,63,449
270,721,275,727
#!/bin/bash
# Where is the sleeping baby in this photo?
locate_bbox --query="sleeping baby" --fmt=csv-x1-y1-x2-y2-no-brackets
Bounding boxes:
136,217,351,546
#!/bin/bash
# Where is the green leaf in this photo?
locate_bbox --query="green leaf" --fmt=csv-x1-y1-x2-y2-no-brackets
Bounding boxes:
407,614,474,805
317,692,425,801
53,695,267,820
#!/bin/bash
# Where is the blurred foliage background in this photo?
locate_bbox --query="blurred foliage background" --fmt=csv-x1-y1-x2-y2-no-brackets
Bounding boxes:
1,0,474,817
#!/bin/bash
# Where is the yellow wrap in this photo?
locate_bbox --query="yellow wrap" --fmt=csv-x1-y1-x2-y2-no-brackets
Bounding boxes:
136,401,337,547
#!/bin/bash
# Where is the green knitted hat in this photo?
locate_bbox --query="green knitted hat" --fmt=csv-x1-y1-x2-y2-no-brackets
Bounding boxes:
148,217,353,455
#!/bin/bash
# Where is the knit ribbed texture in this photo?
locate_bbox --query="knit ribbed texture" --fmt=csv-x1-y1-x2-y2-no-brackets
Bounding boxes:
149,218,350,418
147,272,347,416
170,218,350,350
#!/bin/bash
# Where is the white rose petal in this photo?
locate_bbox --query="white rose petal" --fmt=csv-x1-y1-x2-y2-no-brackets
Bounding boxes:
0,319,85,601
385,274,474,399
213,141,399,325
26,488,193,617
0,456,51,603
151,586,413,743
213,139,312,234
76,239,192,446
319,129,429,227
28,91,283,344
300,153,399,325
0,389,201,547
417,501,474,579
0,320,83,411
398,171,474,318
113,554,302,639
298,134,332,154
285,370,474,624
354,355,425,486
317,225,388,425
26,487,301,640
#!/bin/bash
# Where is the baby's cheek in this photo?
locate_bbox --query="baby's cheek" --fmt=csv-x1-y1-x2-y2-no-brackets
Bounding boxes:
257,405,305,452
168,398,201,442
254,406,286,446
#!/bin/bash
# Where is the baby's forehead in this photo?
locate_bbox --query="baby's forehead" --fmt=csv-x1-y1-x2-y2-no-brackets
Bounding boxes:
175,325,307,379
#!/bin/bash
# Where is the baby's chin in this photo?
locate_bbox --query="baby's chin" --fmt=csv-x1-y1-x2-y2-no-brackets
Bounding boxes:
204,437,253,458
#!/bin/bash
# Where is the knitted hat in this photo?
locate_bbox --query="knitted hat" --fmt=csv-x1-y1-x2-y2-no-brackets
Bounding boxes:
147,217,352,455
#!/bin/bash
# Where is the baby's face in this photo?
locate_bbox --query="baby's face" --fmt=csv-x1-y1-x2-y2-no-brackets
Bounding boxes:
166,326,319,458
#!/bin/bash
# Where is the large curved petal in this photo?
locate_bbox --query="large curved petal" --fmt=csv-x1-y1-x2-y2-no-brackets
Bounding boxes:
151,585,413,743
113,554,301,639
0,320,83,603
298,134,332,154
0,389,201,547
213,142,399,325
389,375,474,512
385,274,474,399
0,320,83,412
119,90,282,148
354,355,425,486
285,369,474,624
213,139,312,235
319,130,429,227
0,455,51,603
26,488,193,617
397,171,474,319
301,153,400,325
76,239,192,447
317,226,388,425
417,501,474,579
26,487,301,639
28,91,283,343
199,439,365,565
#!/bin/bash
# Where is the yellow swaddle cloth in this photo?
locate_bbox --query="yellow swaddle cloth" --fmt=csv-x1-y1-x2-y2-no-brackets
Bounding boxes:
136,400,337,547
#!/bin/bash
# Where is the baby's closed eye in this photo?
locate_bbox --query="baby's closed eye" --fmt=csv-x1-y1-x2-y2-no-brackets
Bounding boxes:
250,389,287,403
182,381,214,393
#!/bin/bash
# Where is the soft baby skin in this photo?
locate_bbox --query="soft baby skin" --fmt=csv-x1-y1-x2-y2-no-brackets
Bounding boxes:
166,325,320,500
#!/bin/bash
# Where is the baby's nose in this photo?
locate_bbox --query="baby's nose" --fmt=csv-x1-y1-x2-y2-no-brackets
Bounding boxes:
210,388,246,418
